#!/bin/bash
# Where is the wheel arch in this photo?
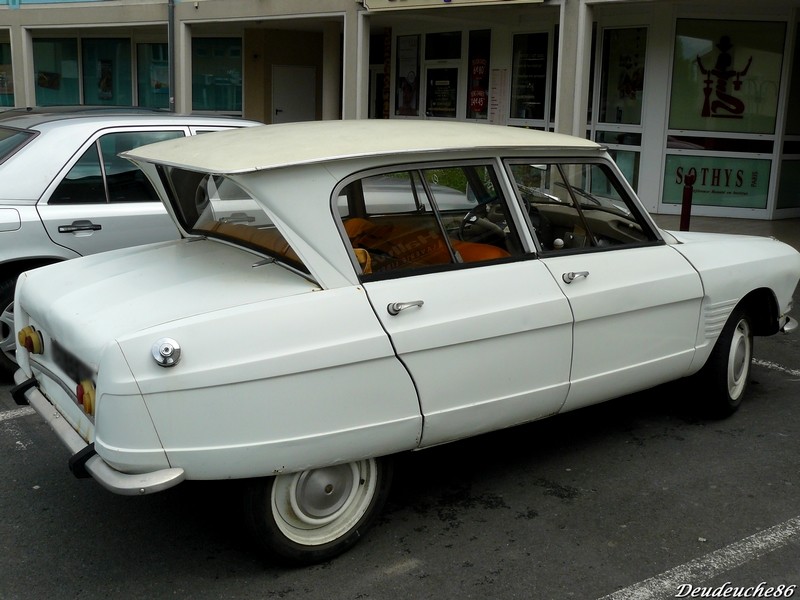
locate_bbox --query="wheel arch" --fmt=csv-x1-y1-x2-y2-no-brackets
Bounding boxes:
738,287,780,336
0,257,64,286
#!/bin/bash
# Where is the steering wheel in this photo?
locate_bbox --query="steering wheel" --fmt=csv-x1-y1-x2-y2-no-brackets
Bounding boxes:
458,201,506,243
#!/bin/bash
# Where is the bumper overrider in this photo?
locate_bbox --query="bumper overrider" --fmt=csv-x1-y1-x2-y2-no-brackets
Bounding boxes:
12,369,185,496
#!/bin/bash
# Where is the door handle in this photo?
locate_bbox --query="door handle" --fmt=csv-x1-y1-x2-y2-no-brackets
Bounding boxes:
562,271,589,284
58,220,102,234
387,300,424,315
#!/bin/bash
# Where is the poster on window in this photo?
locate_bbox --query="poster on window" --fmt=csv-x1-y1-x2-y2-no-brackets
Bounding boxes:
395,35,420,116
98,59,113,100
669,19,786,134
662,154,771,209
426,68,459,118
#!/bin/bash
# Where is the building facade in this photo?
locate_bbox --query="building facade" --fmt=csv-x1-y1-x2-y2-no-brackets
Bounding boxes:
2,0,799,219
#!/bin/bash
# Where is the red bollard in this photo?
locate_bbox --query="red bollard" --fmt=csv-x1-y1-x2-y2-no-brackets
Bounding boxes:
680,168,697,231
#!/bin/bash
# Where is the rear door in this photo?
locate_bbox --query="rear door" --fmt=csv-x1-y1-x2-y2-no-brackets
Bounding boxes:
38,128,185,256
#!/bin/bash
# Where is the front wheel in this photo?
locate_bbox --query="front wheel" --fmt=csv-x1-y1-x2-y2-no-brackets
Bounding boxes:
243,457,392,565
697,306,753,418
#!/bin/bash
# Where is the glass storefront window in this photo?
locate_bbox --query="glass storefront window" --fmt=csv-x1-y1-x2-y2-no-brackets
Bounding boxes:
598,28,646,125
0,43,13,107
466,30,490,120
34,38,79,105
137,43,169,109
425,67,458,118
425,32,461,61
192,38,242,112
670,19,786,134
662,155,771,209
82,39,132,106
396,35,420,117
510,33,548,121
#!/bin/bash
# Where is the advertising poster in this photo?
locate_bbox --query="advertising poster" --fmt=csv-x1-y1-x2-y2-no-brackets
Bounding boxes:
662,154,771,209
669,19,786,134
395,35,420,116
426,68,458,118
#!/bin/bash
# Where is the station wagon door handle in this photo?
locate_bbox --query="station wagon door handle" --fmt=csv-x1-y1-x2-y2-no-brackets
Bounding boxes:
562,271,589,284
387,300,424,315
58,220,102,234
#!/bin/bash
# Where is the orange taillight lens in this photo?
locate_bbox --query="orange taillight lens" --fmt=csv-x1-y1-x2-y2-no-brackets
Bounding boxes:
76,380,96,416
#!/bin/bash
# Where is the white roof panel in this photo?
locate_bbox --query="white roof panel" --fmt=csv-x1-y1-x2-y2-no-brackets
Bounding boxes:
122,120,601,174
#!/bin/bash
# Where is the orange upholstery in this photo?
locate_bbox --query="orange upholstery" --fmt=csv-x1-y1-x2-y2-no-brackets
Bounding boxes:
344,217,509,272
204,221,301,263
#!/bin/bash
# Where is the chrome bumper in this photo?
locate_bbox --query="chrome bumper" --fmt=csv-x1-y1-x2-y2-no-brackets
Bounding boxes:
13,369,185,496
780,316,798,334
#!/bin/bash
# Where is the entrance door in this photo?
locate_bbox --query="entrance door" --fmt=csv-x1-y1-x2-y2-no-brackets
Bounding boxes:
272,65,316,123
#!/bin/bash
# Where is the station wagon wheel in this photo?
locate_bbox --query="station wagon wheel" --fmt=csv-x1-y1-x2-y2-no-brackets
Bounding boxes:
0,278,18,376
698,306,753,418
243,457,392,565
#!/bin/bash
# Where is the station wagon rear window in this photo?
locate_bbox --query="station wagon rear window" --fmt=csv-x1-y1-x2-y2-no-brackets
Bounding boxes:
159,166,306,272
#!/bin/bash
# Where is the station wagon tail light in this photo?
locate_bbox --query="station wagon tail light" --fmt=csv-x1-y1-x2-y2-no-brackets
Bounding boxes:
18,326,44,354
76,380,96,416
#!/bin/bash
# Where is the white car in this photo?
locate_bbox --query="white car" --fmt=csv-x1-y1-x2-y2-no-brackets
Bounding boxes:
12,120,800,564
0,106,259,375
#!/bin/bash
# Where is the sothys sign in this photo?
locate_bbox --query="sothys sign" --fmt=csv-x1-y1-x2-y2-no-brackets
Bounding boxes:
363,0,542,9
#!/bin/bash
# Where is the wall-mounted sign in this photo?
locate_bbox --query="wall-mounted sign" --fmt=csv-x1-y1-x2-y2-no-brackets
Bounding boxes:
364,0,542,10
662,155,771,210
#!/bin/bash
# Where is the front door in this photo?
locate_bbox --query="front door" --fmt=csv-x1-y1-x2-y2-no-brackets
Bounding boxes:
506,159,703,412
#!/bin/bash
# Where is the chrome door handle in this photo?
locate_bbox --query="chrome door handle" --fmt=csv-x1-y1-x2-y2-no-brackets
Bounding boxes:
58,220,102,234
562,271,589,284
387,300,424,315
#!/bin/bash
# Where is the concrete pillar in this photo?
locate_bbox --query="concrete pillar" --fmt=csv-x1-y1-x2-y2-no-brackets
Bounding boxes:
554,0,593,137
342,5,370,119
10,25,35,107
173,21,192,113
322,21,341,120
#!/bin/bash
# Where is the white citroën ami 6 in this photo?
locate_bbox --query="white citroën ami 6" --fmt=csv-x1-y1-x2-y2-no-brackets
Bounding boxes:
12,120,800,564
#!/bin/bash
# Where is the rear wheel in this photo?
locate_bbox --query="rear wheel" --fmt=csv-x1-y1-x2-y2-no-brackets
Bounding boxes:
698,306,753,418
243,457,392,565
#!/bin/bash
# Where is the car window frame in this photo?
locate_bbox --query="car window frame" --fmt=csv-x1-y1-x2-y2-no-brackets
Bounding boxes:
42,125,192,206
333,158,534,282
503,156,664,256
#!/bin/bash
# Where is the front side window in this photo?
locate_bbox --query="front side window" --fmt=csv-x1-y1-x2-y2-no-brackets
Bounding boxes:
160,167,304,272
50,130,184,204
338,163,523,278
507,160,657,253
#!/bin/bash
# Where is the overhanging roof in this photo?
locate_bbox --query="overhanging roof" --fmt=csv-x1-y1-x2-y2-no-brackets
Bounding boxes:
363,0,543,10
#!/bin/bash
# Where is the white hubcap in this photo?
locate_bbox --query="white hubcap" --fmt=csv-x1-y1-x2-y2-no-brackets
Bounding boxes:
727,318,751,400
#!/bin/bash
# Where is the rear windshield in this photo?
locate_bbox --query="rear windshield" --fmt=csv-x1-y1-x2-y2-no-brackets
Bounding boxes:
0,126,36,165
158,165,307,273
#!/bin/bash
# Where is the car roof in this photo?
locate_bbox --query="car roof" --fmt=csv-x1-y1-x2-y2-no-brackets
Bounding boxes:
123,120,603,175
0,106,250,130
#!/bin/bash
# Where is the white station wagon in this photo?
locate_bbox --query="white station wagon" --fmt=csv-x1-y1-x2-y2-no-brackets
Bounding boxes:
12,121,800,564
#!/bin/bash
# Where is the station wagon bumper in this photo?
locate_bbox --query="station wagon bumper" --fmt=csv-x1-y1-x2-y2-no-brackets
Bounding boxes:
13,369,185,495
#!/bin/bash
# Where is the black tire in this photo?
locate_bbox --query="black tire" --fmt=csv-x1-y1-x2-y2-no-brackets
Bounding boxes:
243,457,392,565
697,306,753,418
0,277,18,378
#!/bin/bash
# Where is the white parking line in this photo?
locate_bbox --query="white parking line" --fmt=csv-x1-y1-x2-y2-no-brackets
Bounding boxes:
753,358,800,379
596,516,800,600
0,406,35,422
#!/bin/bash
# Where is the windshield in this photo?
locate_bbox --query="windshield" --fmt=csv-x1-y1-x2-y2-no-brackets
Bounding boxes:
159,166,306,272
0,126,36,165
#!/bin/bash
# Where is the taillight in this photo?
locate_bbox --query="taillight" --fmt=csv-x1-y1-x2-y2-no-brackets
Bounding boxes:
76,379,96,416
17,326,44,354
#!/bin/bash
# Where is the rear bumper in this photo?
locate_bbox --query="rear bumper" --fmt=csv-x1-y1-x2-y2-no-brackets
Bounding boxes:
13,369,184,496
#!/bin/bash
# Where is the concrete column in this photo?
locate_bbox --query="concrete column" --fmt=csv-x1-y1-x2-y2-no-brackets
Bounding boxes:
10,25,35,107
554,0,593,136
173,21,192,113
322,21,342,120
342,6,370,119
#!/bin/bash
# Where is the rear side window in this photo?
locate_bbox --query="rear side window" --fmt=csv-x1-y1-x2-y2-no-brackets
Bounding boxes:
338,163,524,278
0,126,36,165
49,130,184,204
